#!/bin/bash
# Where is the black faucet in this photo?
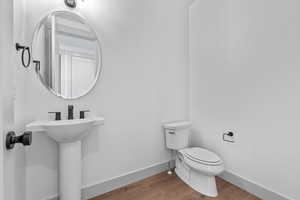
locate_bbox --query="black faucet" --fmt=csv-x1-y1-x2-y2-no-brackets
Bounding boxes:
79,110,90,119
68,105,74,120
48,112,61,120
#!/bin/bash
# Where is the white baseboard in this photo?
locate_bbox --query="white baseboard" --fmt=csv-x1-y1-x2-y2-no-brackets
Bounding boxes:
47,160,173,200
219,171,293,200
47,164,293,200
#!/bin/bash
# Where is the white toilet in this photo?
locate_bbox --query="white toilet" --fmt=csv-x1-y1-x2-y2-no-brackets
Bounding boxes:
163,121,224,197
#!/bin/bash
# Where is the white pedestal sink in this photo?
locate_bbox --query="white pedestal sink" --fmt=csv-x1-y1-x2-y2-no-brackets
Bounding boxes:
26,117,104,200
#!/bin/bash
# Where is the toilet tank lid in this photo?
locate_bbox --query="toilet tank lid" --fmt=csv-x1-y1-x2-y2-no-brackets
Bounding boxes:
163,121,192,130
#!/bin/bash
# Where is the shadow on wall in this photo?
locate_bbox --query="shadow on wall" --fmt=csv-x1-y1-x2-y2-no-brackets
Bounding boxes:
26,133,58,170
190,127,206,147
25,126,102,182
82,126,103,157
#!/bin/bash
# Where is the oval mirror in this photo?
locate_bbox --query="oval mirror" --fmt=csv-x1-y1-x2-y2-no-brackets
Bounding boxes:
32,11,102,99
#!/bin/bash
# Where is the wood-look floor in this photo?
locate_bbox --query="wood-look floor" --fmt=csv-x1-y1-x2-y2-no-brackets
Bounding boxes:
90,171,261,200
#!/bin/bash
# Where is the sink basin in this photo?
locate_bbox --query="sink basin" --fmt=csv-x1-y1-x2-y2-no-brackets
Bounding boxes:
26,117,104,143
26,117,104,200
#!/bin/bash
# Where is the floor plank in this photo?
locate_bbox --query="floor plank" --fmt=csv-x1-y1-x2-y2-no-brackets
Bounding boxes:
90,172,261,200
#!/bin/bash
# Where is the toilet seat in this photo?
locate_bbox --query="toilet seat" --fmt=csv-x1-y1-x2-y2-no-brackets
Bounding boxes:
180,147,223,166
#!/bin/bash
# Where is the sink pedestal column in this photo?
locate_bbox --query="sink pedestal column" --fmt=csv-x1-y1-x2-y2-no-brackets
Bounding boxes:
59,141,82,200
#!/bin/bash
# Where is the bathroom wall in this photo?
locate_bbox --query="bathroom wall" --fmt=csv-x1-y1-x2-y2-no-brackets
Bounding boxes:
15,0,190,199
190,0,300,199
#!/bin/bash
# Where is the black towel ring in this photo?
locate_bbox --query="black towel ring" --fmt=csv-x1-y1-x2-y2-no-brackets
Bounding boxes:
16,43,31,68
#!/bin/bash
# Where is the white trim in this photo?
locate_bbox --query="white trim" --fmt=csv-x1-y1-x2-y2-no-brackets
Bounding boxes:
47,167,293,200
46,160,173,200
0,0,11,198
42,164,295,200
219,171,293,200
0,119,4,200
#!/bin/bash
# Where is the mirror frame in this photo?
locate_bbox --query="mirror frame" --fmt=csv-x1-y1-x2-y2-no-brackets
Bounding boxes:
31,9,103,99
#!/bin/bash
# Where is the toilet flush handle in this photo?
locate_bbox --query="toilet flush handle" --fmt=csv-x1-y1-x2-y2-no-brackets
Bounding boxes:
168,129,175,134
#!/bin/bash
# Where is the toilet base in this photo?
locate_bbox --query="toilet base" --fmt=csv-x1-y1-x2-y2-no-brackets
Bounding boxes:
175,156,218,197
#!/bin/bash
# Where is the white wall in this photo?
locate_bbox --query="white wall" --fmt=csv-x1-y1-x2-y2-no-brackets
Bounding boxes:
15,0,190,199
190,0,300,199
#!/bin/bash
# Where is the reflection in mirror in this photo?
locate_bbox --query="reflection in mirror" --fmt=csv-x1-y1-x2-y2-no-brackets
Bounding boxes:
32,11,102,99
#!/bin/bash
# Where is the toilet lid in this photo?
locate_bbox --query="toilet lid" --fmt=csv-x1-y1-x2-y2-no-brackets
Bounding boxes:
181,147,222,164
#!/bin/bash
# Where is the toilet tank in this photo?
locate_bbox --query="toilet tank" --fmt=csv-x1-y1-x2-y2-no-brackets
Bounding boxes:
163,121,192,150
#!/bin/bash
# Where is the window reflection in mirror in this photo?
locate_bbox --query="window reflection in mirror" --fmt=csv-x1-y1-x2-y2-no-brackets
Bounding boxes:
32,11,101,99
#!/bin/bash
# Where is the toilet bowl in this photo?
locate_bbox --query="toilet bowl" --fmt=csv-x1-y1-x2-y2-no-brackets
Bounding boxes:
176,147,224,197
163,121,224,197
